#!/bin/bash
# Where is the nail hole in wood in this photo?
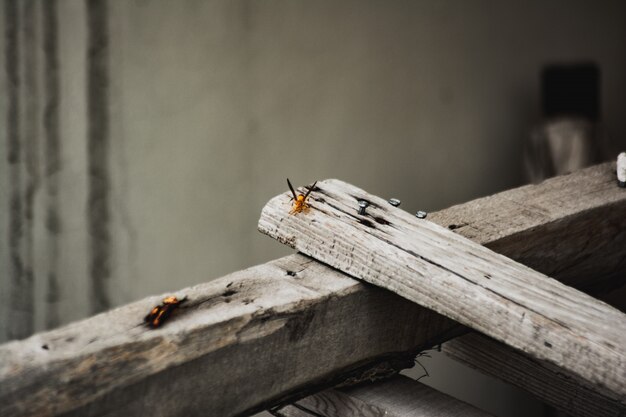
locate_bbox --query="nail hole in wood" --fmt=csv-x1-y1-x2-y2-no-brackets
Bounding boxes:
223,289,237,297
374,216,391,226
358,218,375,228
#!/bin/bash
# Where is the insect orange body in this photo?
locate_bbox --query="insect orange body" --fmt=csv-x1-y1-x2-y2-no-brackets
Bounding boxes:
144,296,188,328
287,178,317,215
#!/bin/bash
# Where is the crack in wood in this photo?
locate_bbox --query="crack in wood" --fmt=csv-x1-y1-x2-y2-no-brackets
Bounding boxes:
259,176,626,403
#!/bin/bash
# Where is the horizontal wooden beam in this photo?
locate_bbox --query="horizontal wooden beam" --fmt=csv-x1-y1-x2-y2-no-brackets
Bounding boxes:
1,163,625,416
272,375,494,417
0,255,457,417
258,164,626,403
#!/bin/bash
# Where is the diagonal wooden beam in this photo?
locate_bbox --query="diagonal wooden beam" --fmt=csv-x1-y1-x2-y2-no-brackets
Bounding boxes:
428,163,626,293
1,163,625,416
258,164,626,403
268,162,626,417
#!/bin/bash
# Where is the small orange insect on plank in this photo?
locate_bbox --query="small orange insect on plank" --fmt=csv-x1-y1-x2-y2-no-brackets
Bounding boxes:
144,296,188,328
287,178,317,215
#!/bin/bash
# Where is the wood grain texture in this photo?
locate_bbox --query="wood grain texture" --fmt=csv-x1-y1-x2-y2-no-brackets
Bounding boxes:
2,163,625,416
443,333,626,417
270,163,626,417
440,283,626,417
0,255,456,417
258,165,626,403
273,375,494,417
428,162,626,293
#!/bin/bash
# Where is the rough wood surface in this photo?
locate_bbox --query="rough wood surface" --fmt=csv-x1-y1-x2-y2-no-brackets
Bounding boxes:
272,375,494,417
428,162,626,294
0,255,456,417
2,163,626,416
443,333,626,417
258,164,626,403
440,284,626,417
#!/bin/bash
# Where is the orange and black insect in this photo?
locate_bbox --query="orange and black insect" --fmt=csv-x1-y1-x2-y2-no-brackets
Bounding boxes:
144,296,188,328
287,178,317,215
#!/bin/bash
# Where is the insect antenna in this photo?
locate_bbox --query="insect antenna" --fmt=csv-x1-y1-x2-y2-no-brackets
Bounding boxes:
286,178,298,200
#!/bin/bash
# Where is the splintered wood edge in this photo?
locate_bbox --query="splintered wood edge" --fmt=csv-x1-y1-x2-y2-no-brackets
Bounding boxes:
258,162,626,403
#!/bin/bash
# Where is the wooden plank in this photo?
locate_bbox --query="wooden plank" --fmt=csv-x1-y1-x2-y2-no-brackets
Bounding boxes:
338,283,626,417
258,166,626,403
272,375,495,417
2,163,625,416
428,162,626,293
0,255,457,417
271,163,626,417
443,332,625,417
442,283,626,417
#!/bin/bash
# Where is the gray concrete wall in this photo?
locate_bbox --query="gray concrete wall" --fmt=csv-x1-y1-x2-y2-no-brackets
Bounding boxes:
2,1,626,415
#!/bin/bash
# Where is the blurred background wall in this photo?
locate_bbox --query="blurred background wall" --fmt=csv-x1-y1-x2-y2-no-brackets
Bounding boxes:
1,1,626,416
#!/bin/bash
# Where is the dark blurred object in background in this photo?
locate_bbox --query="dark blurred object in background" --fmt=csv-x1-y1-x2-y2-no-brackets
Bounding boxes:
525,63,605,182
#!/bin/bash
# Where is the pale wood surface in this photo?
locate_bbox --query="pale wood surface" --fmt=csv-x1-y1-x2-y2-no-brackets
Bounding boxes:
440,283,626,417
273,375,494,417
271,163,626,417
258,164,626,403
443,333,626,417
2,163,625,416
0,255,456,417
428,162,626,294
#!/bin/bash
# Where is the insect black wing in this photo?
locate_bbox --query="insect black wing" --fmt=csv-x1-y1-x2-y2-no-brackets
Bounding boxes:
144,305,161,325
304,181,317,199
287,178,298,200
155,304,175,327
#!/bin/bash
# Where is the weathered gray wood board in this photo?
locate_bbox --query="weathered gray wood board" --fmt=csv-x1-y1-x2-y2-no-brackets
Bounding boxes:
439,282,626,417
0,255,456,417
443,333,625,417
273,163,626,417
427,162,626,294
281,287,626,417
428,163,626,294
2,163,625,416
272,375,494,417
258,165,626,403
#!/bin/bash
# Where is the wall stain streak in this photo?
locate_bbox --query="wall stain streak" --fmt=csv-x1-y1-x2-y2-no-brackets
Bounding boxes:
43,0,61,329
86,0,111,314
22,0,40,338
4,0,30,340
